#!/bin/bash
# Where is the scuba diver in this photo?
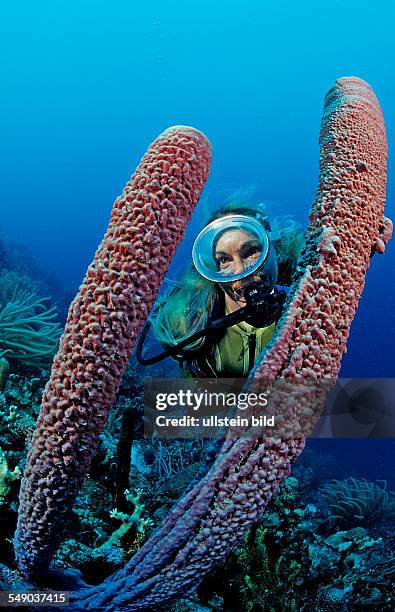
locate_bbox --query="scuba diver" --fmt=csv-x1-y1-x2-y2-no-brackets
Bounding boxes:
136,202,305,377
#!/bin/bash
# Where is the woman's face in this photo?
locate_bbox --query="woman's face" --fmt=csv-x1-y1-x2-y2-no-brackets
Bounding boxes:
214,228,263,306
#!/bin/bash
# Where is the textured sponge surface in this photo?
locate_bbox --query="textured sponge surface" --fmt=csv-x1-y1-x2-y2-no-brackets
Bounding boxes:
14,126,212,578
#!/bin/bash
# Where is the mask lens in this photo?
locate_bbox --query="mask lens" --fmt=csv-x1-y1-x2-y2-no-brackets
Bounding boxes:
192,215,270,283
221,242,279,305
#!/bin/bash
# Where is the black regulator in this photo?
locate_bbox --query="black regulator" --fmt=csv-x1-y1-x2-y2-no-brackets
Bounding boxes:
136,284,288,366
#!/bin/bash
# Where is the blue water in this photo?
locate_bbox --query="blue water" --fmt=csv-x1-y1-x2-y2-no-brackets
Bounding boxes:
0,2,394,480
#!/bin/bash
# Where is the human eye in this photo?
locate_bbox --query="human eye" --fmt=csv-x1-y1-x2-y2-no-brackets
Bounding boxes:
243,245,261,261
215,254,232,270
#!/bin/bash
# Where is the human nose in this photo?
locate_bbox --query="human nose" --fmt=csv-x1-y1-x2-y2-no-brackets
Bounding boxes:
232,255,245,275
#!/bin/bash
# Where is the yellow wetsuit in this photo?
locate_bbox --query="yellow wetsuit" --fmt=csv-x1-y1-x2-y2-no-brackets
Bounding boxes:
213,305,276,376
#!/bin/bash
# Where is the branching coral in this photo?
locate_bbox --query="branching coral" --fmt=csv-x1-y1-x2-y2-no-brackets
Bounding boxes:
0,290,62,367
320,478,395,527
102,490,153,549
0,395,16,435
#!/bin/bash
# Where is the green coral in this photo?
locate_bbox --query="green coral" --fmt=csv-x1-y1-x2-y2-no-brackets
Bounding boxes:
102,489,153,549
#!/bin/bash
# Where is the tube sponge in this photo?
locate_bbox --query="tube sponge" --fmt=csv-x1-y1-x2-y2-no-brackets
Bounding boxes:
14,126,211,578
255,76,389,382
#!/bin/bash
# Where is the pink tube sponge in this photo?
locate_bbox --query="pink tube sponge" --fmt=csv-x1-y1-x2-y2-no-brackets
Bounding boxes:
14,126,212,578
255,76,389,382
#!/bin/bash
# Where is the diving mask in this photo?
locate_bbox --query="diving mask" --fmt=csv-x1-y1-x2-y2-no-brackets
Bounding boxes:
192,214,278,302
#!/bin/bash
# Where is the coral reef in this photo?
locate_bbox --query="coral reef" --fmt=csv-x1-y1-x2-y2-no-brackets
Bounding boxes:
14,126,212,578
13,78,393,610
176,475,395,611
0,373,394,609
0,371,50,568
